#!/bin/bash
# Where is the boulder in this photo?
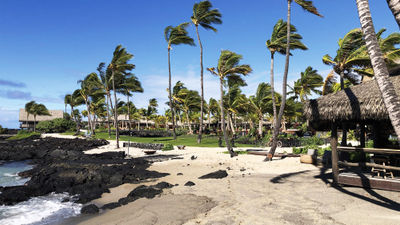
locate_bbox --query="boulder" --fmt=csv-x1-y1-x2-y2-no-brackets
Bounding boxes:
81,204,99,214
199,170,228,179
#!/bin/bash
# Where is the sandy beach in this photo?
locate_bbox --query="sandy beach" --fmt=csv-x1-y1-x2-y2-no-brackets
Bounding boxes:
51,135,400,225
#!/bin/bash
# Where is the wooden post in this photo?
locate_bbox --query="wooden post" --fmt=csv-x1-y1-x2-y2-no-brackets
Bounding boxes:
360,123,366,148
331,123,339,184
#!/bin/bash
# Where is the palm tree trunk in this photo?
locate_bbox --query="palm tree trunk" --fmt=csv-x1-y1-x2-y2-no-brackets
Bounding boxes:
386,0,400,29
186,111,193,134
220,77,235,157
208,110,211,130
270,52,278,130
268,0,291,159
356,0,400,139
33,115,36,132
339,71,347,146
258,114,263,137
168,47,177,139
229,113,236,135
127,94,132,132
195,25,204,144
84,100,93,135
106,93,112,138
112,70,120,148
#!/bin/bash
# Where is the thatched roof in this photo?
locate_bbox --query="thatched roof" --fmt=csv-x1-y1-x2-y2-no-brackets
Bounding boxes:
19,109,64,122
303,75,400,128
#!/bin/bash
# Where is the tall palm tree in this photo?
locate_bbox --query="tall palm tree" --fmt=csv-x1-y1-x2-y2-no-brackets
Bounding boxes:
356,0,400,139
208,97,220,130
266,19,307,127
288,66,323,102
165,23,195,139
144,98,158,128
269,0,322,159
108,45,135,148
64,94,71,114
208,50,252,157
386,0,400,29
97,62,114,137
191,0,222,144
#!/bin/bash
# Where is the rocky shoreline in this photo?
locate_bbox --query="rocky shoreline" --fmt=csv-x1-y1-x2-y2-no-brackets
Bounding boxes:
0,136,170,207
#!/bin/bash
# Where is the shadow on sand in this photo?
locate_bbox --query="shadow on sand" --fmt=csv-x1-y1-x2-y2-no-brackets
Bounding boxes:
269,166,400,211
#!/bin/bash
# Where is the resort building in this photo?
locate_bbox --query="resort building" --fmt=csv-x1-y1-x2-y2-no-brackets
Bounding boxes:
19,109,64,130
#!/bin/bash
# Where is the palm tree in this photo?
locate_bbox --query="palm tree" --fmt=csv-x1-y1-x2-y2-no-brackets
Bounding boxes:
24,101,35,130
356,0,400,139
29,102,51,132
248,83,279,137
266,19,307,127
269,0,322,159
108,45,135,148
97,62,114,137
191,0,222,144
208,98,220,130
175,88,201,134
77,72,103,135
386,0,400,29
322,28,365,89
165,23,195,139
120,73,143,131
144,98,158,128
289,66,323,102
208,50,252,157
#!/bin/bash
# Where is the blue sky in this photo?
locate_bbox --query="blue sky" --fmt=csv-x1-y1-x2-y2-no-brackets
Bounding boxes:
0,0,398,128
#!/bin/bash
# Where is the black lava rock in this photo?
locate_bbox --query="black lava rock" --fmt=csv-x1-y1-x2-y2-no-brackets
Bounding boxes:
198,170,228,179
184,181,195,186
101,202,121,210
81,204,99,214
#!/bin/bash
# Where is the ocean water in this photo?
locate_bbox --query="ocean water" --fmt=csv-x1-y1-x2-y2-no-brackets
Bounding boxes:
0,161,82,225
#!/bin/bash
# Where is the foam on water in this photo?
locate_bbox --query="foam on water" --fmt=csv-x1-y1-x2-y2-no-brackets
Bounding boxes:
0,193,82,225
0,161,33,187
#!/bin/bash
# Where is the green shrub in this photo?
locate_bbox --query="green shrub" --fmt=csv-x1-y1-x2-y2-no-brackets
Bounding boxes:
36,118,76,133
292,145,330,156
366,140,374,148
0,125,5,134
162,143,174,151
300,136,324,146
8,131,40,140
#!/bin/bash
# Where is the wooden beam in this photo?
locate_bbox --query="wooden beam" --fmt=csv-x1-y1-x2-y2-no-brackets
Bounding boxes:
338,173,400,192
338,161,400,171
360,123,366,148
338,146,400,154
331,123,339,184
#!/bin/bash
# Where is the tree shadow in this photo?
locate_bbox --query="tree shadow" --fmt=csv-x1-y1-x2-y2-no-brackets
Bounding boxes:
315,167,400,211
270,170,311,183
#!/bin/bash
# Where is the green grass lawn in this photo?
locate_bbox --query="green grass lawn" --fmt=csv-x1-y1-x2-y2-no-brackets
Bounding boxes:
92,131,254,148
7,132,41,140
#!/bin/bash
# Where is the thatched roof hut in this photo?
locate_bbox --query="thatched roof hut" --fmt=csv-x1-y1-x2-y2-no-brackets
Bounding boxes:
303,75,400,130
19,109,63,122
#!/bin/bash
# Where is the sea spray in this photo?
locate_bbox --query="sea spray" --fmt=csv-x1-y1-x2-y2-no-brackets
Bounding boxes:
0,193,82,225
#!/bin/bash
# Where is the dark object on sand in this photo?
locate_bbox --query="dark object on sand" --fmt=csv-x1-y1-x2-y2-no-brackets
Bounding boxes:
199,170,228,179
81,204,99,214
191,155,197,160
101,202,121,210
177,173,183,176
184,181,196,186
144,150,157,155
177,145,186,150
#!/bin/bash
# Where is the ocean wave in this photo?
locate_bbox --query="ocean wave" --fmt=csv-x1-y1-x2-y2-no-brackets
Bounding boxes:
0,193,82,225
3,172,18,177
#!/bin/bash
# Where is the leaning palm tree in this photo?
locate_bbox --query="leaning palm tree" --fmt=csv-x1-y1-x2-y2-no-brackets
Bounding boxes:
30,102,51,132
165,23,195,139
269,0,322,159
355,0,400,139
266,19,307,127
191,0,222,144
108,45,135,148
207,50,252,157
97,62,113,137
175,88,201,134
386,0,400,29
